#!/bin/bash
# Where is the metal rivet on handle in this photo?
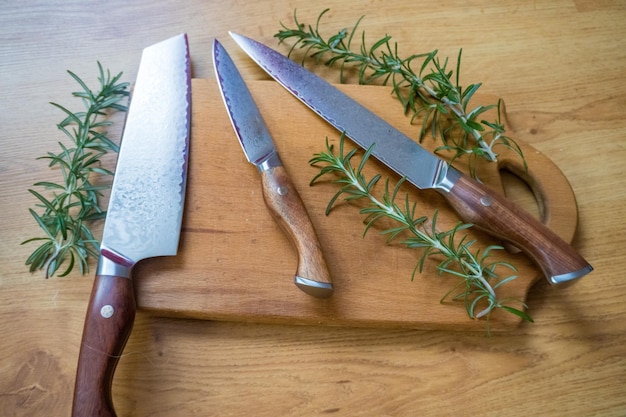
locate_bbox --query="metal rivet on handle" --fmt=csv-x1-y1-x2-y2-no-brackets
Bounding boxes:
480,196,493,207
277,186,288,196
100,305,114,318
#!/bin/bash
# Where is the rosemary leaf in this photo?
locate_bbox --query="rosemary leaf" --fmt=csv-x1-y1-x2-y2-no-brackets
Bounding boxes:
22,62,128,278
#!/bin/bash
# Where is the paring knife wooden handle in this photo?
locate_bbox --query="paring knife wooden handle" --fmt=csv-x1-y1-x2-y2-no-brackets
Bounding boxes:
72,272,136,417
444,171,592,284
261,165,334,298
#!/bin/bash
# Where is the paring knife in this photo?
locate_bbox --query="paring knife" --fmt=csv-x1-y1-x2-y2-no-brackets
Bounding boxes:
229,32,593,285
71,34,191,417
212,39,333,298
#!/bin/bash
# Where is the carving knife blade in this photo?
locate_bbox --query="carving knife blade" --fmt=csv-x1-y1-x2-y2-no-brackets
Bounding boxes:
212,39,333,298
71,34,191,417
229,32,592,285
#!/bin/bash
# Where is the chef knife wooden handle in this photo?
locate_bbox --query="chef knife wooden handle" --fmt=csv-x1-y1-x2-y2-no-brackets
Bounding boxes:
72,274,136,417
261,165,334,298
444,172,592,284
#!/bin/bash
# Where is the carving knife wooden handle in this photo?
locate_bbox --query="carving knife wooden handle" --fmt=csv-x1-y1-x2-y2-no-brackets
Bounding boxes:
444,171,593,284
261,165,334,298
72,269,136,417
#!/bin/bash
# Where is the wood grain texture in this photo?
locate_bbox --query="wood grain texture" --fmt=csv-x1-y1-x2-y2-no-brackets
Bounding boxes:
2,1,626,416
133,79,579,331
444,172,591,282
260,165,334,297
72,274,136,417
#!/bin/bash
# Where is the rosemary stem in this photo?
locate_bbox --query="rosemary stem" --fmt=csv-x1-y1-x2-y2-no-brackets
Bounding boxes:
24,63,128,278
358,171,498,304
475,274,497,299
310,138,531,327
342,148,498,302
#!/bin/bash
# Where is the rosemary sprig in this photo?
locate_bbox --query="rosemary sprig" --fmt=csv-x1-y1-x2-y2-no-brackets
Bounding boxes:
276,9,526,178
310,135,533,327
22,63,128,278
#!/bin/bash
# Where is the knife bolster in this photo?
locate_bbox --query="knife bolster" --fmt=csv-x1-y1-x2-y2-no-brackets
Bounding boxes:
97,252,133,279
433,163,462,192
257,150,282,172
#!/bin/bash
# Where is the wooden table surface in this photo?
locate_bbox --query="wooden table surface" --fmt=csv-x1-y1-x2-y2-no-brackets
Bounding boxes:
2,1,625,416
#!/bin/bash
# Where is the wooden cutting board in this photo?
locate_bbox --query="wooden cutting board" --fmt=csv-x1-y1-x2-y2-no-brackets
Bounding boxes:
133,78,580,331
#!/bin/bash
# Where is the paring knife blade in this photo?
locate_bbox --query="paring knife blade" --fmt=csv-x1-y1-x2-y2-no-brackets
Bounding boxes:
229,32,593,285
71,34,191,417
213,39,333,298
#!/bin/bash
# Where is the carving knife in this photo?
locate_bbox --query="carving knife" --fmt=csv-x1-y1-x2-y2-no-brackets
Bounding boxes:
212,39,333,298
229,32,593,285
71,34,191,417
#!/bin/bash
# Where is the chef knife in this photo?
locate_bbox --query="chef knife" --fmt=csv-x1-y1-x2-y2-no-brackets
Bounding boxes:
212,39,333,298
71,34,191,417
230,32,593,285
